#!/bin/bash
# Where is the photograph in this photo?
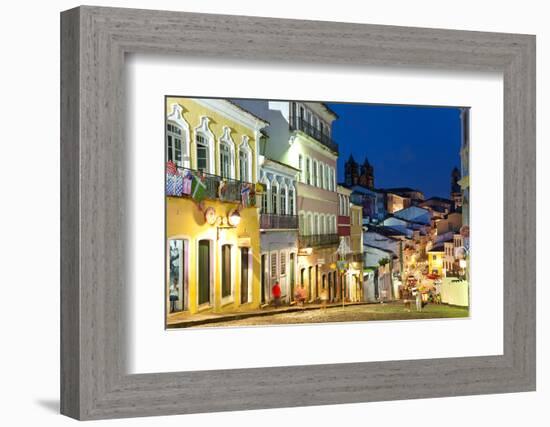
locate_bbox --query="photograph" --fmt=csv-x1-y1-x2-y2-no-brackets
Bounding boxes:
165,97,471,329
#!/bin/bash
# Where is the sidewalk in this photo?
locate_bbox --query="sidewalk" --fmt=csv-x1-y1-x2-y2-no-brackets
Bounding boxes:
167,301,371,329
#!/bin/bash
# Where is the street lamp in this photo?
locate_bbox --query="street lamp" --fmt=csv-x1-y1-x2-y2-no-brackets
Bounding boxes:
228,209,241,227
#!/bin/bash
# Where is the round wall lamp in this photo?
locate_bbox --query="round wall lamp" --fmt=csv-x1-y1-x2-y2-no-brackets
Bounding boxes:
228,209,241,227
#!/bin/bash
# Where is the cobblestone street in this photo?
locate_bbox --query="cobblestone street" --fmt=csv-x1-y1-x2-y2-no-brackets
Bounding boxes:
192,303,469,328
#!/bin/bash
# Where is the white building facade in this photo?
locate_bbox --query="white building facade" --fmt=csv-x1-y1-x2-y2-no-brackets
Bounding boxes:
259,158,299,304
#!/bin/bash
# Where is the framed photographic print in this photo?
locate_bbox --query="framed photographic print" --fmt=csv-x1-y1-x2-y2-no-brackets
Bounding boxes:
61,6,536,420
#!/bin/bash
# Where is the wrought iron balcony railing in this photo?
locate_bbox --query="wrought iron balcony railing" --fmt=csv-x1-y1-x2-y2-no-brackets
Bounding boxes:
289,116,338,153
298,233,339,248
260,214,298,230
166,165,254,205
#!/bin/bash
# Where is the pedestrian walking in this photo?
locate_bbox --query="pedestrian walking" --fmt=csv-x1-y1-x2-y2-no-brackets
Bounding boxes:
272,281,282,307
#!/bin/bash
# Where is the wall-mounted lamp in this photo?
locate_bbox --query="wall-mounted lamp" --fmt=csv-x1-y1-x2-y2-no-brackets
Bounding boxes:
228,209,241,227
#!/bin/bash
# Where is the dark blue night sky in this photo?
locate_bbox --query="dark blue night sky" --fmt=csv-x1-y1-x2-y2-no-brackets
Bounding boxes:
327,103,462,199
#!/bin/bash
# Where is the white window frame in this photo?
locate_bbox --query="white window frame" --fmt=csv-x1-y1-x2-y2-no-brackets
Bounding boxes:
270,252,278,279
313,160,318,187
194,116,215,174
238,135,253,182
166,103,191,168
280,184,287,215
280,251,287,277
271,179,279,215
261,176,270,214
288,185,296,215
219,126,236,179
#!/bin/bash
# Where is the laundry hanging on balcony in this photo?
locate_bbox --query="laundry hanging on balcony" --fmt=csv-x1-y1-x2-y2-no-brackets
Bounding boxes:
182,170,193,195
240,183,250,207
166,161,183,196
190,173,207,202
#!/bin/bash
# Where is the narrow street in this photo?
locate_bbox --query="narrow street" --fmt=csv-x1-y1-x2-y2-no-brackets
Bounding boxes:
190,303,468,328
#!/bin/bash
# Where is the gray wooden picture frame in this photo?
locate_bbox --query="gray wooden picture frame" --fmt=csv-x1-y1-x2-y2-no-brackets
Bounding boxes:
60,5,536,421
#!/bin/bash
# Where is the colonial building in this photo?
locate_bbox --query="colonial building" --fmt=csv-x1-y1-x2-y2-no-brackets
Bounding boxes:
336,185,352,302
235,100,340,303
420,196,454,217
337,185,352,248
165,97,268,318
259,157,299,305
348,185,387,224
427,243,445,276
383,188,425,215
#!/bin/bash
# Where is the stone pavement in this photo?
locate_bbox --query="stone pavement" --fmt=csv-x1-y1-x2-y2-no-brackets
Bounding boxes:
166,301,372,329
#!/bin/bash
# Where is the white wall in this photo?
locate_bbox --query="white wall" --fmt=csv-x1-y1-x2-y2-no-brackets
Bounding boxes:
0,1,546,427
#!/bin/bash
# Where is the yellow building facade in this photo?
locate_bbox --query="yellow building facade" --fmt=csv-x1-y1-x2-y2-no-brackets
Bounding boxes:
427,245,445,276
165,97,268,320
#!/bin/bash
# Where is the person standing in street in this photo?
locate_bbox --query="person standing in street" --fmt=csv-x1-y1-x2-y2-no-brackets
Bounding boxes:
272,281,282,307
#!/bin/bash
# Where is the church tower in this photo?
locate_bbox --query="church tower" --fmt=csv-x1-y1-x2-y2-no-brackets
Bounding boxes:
359,157,374,189
345,155,360,186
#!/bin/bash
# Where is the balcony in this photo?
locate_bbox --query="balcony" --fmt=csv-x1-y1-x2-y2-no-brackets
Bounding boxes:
260,214,298,230
298,233,339,248
166,166,254,204
289,116,338,153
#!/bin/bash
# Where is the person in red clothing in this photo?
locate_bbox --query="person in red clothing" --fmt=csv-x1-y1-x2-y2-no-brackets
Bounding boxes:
272,282,282,307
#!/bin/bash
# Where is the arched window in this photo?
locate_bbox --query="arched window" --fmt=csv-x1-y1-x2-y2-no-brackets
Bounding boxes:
194,116,215,174
319,163,325,189
271,182,278,214
220,142,231,178
239,136,252,182
280,186,287,215
306,158,311,185
288,186,295,215
261,177,269,214
320,215,325,234
196,132,210,173
219,126,235,179
166,121,183,167
166,103,190,168
313,160,318,187
313,213,319,235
